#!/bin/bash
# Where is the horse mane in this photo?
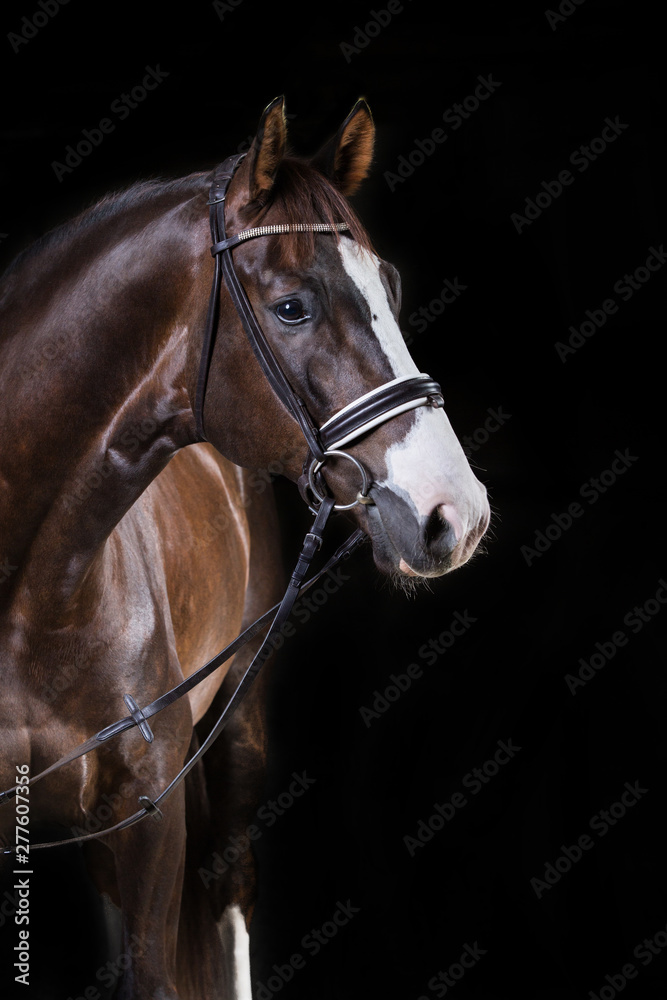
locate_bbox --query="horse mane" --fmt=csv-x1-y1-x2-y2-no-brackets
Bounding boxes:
1,157,373,291
0,174,208,288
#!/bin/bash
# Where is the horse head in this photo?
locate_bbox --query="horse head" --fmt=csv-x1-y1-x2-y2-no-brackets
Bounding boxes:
196,96,490,581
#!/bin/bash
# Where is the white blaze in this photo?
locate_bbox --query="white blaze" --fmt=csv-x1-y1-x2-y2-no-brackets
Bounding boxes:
337,240,482,527
337,239,417,379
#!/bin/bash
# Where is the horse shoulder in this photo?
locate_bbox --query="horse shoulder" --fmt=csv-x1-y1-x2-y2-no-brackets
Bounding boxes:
139,444,264,721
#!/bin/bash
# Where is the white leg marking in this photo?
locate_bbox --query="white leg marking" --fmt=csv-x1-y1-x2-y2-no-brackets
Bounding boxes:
222,903,252,1000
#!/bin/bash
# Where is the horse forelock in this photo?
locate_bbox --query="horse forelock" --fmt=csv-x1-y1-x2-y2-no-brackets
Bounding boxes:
257,157,375,269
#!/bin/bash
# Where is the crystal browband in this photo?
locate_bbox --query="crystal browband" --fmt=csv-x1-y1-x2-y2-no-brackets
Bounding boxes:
211,222,349,256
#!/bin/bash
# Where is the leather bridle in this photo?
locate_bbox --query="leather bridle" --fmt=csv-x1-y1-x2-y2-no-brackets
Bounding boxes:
0,153,444,852
195,153,444,506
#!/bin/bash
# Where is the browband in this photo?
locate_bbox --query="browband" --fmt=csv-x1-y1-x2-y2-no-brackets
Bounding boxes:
211,221,350,256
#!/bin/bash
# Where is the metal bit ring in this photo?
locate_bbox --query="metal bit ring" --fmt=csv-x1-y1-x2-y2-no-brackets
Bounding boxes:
308,450,372,511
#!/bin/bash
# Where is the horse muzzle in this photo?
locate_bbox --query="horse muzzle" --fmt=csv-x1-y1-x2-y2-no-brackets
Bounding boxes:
361,483,490,578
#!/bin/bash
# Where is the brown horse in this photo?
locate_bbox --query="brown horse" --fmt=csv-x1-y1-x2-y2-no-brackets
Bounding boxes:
0,97,489,998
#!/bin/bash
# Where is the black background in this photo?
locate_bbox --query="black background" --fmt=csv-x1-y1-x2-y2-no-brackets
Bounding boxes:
1,1,665,998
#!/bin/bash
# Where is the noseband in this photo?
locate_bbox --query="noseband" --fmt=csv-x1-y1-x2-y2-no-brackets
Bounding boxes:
194,152,444,509
0,154,445,851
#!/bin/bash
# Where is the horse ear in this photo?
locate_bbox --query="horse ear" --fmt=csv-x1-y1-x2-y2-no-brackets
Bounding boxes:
235,95,288,206
311,99,375,196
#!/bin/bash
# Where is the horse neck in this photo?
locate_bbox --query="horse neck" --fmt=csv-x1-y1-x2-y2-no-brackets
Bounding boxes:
0,186,209,622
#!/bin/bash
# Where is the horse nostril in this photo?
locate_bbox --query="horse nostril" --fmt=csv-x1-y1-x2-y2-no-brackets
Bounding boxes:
424,507,445,547
424,505,460,555
436,504,464,545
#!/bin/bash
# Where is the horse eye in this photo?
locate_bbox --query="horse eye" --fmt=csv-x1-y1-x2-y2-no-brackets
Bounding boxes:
275,299,310,325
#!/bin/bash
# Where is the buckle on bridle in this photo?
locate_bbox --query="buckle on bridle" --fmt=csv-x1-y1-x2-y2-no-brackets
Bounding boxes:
138,796,163,820
307,450,374,511
304,531,324,552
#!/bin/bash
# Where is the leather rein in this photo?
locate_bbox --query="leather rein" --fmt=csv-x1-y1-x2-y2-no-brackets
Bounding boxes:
0,153,444,852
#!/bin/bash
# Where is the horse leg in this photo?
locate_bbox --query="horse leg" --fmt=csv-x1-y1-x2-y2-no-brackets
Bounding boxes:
108,777,187,1000
175,730,228,999
198,650,274,1000
182,475,284,999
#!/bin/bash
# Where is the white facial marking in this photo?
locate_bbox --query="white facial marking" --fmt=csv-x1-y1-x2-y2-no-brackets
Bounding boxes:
221,904,252,1000
337,240,479,518
336,239,489,566
381,406,480,521
337,240,418,379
